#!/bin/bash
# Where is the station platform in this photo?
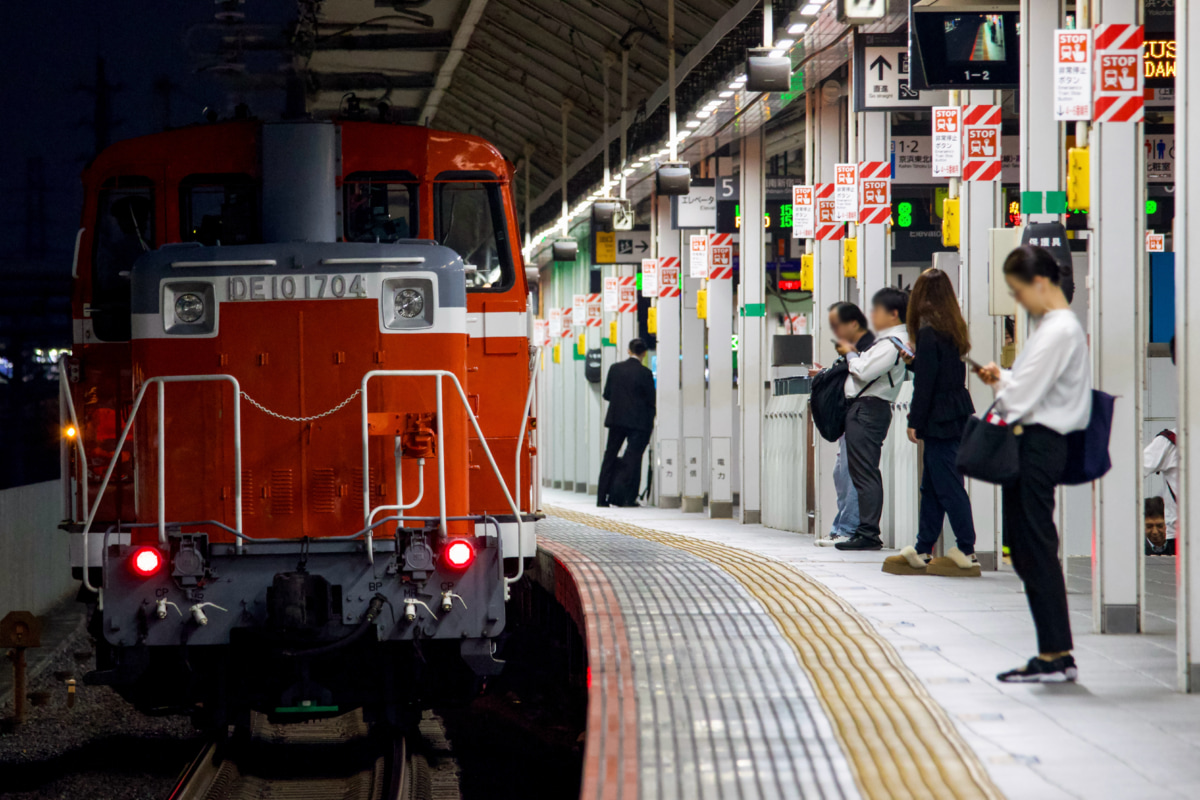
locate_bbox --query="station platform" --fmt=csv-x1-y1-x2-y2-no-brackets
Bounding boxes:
539,489,1200,800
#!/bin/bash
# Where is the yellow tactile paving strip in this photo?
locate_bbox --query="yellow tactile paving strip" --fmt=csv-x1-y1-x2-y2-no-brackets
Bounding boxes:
546,506,1005,800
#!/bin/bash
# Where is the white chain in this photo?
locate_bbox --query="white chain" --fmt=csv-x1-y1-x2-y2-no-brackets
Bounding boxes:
241,387,362,423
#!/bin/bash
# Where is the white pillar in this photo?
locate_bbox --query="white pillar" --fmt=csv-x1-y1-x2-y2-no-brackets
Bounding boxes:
854,108,891,301
574,260,590,494
739,128,766,524
708,236,734,519
587,266,603,495
552,263,566,489
656,196,683,508
1089,0,1144,633
960,89,1003,570
562,262,578,492
681,236,707,513
1177,0,1200,691
810,83,845,538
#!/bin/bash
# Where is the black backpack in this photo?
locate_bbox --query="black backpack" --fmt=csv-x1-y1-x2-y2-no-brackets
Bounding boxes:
809,339,903,443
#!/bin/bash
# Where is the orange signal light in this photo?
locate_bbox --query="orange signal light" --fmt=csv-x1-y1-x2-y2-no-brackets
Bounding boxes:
64,425,77,439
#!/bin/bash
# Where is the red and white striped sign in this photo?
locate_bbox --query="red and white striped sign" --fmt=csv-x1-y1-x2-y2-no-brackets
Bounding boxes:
815,183,844,241
709,233,733,280
618,275,637,313
560,308,573,339
833,163,859,223
962,104,1002,182
793,185,815,239
641,258,658,297
585,293,602,326
857,161,891,225
658,256,681,298
534,319,549,346
1093,23,1143,123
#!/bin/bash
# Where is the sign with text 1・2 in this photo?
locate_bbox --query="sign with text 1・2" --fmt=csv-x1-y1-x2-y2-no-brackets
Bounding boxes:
854,32,949,112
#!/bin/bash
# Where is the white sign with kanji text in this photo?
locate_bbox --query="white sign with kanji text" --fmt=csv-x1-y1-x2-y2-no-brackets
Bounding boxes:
1054,30,1093,121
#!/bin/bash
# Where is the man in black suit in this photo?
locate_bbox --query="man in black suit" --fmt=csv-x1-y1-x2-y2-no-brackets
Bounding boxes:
597,339,656,507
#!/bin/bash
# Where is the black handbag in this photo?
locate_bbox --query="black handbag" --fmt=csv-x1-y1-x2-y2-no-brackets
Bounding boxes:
956,403,1021,485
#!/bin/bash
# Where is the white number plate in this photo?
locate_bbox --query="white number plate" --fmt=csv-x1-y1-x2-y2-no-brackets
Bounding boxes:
226,274,368,301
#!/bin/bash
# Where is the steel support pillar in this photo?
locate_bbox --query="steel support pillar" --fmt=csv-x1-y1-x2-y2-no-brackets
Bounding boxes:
552,263,566,489
681,247,707,513
656,196,684,508
708,244,734,519
810,84,845,538
1089,0,1144,634
854,108,891,301
960,89,1002,571
739,128,766,524
1177,0,1200,690
562,263,578,492
574,261,590,493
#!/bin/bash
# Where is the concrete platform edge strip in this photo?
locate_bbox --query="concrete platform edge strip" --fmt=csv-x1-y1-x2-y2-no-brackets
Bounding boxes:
545,506,1005,800
536,538,639,800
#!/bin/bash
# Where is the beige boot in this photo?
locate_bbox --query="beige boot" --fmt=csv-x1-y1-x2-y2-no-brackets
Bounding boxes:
927,547,982,577
882,546,931,575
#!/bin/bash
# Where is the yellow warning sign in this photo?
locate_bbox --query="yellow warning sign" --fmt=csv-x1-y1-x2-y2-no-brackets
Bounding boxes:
595,232,616,264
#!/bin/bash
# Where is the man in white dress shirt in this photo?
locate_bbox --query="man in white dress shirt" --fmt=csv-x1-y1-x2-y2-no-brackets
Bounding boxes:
836,288,912,551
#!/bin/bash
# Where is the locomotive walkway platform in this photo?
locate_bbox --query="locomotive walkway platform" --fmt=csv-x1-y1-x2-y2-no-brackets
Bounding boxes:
538,490,1200,800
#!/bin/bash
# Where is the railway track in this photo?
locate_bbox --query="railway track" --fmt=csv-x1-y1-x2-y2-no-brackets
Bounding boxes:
168,710,455,800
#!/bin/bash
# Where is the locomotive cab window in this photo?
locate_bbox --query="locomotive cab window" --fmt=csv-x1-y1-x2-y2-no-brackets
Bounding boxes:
93,176,155,341
343,171,417,243
434,173,513,291
180,174,260,246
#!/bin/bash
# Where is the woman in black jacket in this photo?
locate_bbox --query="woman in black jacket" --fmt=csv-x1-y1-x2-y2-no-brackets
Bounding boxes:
884,268,978,577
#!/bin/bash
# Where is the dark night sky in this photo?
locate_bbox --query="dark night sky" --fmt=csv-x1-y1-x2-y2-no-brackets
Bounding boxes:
0,1,294,273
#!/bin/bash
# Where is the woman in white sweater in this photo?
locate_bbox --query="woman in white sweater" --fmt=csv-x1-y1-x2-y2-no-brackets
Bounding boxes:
978,245,1092,683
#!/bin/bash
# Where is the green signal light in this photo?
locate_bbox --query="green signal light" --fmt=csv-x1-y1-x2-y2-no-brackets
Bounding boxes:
1147,199,1158,215
897,201,914,228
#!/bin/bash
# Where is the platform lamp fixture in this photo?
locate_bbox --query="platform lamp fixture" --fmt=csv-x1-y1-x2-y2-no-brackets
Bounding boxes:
746,0,791,93
552,239,578,262
657,0,691,196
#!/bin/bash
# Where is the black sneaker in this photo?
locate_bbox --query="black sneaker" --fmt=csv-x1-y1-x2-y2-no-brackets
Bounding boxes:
997,655,1078,683
834,535,883,551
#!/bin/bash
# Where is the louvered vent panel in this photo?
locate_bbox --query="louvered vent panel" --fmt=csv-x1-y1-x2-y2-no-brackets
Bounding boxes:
241,470,255,516
271,469,295,515
310,468,337,513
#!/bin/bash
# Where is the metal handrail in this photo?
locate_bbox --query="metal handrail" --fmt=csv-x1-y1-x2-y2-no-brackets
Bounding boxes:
360,370,525,586
78,375,244,594
58,357,88,523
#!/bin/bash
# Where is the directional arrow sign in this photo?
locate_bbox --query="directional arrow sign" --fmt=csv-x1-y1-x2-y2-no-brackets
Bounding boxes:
610,231,652,263
870,54,892,81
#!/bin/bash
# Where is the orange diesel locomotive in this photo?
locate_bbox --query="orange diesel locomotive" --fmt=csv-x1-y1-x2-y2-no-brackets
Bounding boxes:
63,119,538,728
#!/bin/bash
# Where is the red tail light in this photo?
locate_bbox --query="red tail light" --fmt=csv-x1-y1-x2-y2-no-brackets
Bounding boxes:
131,547,163,577
444,540,475,569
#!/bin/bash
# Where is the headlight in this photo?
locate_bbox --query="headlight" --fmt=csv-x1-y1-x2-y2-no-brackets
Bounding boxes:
395,288,425,319
175,293,206,323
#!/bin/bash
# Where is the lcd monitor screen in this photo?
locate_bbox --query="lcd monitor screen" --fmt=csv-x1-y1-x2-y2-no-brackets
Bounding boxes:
911,11,1021,89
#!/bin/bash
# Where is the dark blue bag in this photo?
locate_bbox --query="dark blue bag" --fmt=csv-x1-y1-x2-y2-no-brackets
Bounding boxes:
1060,390,1115,485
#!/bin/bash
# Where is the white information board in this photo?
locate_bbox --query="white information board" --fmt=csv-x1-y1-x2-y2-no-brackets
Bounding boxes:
793,185,815,239
931,107,962,178
1054,29,1093,121
689,235,709,279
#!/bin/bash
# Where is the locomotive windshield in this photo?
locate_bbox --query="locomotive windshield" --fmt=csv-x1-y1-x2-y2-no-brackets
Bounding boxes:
435,179,512,291
180,173,260,247
343,172,417,243
92,176,154,341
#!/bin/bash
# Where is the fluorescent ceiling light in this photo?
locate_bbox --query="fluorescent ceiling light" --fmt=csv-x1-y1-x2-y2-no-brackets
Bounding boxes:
801,3,821,15
696,110,712,119
719,91,734,98
769,48,785,58
622,167,635,176
775,38,795,49
788,22,808,34
686,119,702,128
677,130,692,140
729,81,745,90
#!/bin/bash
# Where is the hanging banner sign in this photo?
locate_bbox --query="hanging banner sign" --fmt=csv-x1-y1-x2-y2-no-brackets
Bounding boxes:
548,308,562,338
1093,23,1145,123
793,185,815,239
962,104,1002,182
534,319,549,346
641,258,658,297
931,106,962,178
1054,29,1094,121
572,293,586,322
603,276,619,311
689,234,709,279
659,257,681,298
833,163,859,223
585,294,602,326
